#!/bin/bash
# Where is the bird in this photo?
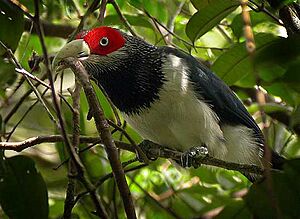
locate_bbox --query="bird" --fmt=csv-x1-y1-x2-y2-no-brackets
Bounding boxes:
53,26,285,181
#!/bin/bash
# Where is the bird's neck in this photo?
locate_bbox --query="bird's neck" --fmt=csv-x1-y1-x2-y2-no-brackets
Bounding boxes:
89,48,166,115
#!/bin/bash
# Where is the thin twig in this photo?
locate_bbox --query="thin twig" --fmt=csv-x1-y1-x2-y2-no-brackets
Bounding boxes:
7,0,34,20
0,41,56,123
216,25,233,44
166,0,186,43
108,0,137,36
97,84,122,126
0,135,133,152
69,0,101,41
3,73,47,124
130,177,183,219
108,119,149,163
5,88,49,141
1,62,73,126
23,76,56,123
148,14,169,45
248,0,283,26
98,0,108,24
74,163,147,207
143,10,194,48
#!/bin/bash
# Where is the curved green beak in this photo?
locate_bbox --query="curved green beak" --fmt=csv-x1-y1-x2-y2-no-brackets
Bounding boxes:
52,39,90,71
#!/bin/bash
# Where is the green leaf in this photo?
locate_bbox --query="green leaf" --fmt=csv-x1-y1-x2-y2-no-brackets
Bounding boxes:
268,0,296,9
127,0,143,9
245,159,300,219
0,155,49,219
0,1,24,55
279,62,300,83
18,0,36,13
186,0,239,43
231,11,273,39
253,35,300,92
255,35,300,67
215,200,252,219
211,34,278,85
0,59,17,93
103,14,153,29
191,0,210,10
265,82,300,105
258,64,286,82
248,103,292,115
235,71,256,88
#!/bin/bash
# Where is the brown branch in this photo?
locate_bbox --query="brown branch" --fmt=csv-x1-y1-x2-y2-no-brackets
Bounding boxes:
108,0,137,37
24,18,75,39
241,0,256,54
0,135,267,175
0,135,134,152
7,0,34,20
98,0,108,24
68,0,101,41
32,1,108,217
166,1,186,43
61,57,137,219
248,0,283,26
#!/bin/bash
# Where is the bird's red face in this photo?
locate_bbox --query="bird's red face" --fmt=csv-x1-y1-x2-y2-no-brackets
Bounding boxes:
76,27,126,56
52,26,127,70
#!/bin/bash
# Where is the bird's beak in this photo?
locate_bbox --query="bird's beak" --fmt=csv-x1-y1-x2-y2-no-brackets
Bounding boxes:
52,39,90,71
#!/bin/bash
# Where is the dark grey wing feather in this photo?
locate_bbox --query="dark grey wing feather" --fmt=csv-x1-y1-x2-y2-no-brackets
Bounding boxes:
162,47,264,145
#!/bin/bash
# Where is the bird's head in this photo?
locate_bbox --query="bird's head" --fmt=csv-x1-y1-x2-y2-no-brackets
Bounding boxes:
52,26,129,71
53,26,164,114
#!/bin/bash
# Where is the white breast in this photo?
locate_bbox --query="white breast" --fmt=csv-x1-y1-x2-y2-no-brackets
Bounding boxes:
123,55,227,158
123,54,262,166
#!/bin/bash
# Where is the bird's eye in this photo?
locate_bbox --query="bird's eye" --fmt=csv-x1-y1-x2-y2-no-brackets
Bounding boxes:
100,37,109,46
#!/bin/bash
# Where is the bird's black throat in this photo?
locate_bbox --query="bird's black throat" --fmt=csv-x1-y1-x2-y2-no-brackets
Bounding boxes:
83,38,166,115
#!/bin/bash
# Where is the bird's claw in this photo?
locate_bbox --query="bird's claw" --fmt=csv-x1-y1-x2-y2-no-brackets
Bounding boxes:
181,145,208,168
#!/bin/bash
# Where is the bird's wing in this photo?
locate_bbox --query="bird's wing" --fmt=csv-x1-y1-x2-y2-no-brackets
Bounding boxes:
162,47,264,144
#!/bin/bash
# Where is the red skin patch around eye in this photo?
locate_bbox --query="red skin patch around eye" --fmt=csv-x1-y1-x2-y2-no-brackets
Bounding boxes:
81,26,126,56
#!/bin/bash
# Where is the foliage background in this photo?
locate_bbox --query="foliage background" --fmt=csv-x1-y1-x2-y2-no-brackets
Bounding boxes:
0,0,300,218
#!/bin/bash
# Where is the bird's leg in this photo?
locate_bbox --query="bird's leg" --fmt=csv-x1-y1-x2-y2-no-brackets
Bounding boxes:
137,140,161,162
181,145,208,168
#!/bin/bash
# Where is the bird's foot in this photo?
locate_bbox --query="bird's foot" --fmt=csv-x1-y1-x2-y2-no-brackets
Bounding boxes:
137,140,161,163
181,145,208,168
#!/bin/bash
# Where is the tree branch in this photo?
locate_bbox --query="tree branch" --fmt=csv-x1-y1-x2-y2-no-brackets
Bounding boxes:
61,57,137,219
108,0,137,37
24,18,75,39
32,1,108,217
63,80,81,219
0,134,267,175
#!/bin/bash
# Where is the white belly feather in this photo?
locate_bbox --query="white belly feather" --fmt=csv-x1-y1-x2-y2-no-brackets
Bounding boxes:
123,55,262,166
